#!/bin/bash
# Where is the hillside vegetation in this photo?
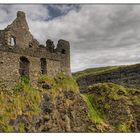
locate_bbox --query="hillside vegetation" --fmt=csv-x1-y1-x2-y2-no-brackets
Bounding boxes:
73,63,139,79
81,83,140,132
0,74,91,132
74,63,140,92
73,63,140,132
73,66,121,79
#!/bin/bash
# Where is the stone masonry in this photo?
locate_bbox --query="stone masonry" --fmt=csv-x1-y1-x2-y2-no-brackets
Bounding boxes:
0,11,71,89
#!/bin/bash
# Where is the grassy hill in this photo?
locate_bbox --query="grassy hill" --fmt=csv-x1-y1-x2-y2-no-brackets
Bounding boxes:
73,63,140,92
73,63,140,79
73,63,140,132
81,83,140,132
73,65,121,79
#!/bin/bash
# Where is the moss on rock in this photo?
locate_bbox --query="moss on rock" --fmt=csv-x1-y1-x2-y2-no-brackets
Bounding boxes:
0,74,90,132
0,76,43,132
81,83,140,132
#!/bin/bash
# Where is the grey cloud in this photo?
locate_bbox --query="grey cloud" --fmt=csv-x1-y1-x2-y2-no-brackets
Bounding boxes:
1,5,140,72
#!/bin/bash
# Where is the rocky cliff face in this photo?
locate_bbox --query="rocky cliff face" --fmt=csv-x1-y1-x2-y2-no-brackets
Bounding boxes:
40,90,90,132
73,64,140,132
75,64,140,93
82,83,140,132
0,74,92,132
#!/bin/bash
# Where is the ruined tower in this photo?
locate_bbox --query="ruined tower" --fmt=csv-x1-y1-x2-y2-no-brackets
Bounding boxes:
0,11,71,89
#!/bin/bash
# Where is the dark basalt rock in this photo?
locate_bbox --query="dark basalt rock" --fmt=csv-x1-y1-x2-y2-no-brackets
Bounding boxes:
42,84,51,89
41,94,53,113
64,91,75,100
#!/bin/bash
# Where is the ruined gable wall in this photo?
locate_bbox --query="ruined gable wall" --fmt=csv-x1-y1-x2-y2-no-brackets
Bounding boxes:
3,11,39,49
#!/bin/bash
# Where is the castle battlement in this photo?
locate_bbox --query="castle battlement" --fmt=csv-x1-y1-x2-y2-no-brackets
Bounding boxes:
0,11,71,89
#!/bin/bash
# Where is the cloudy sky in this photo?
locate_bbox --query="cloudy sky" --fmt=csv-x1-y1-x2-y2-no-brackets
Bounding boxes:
1,4,140,72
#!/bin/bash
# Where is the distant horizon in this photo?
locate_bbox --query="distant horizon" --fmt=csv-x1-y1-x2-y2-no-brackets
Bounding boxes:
1,4,140,72
72,62,140,73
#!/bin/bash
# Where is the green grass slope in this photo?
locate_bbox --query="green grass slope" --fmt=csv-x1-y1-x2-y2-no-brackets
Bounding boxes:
81,82,140,132
73,66,119,79
73,63,140,79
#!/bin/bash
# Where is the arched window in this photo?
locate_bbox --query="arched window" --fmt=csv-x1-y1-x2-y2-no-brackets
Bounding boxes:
29,44,32,48
19,56,30,77
29,42,33,48
10,36,16,46
61,49,66,54
40,58,47,74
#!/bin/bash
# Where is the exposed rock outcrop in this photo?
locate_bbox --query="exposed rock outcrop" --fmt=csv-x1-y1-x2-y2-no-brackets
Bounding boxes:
82,83,140,132
0,74,92,132
40,91,90,132
75,64,140,93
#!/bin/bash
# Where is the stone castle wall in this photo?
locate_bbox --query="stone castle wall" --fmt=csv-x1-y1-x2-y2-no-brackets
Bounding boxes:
0,11,71,89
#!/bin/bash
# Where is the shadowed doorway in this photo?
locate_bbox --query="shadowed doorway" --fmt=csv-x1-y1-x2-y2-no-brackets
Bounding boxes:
19,56,30,78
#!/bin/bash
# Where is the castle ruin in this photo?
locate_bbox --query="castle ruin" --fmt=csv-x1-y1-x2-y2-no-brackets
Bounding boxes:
0,11,71,88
